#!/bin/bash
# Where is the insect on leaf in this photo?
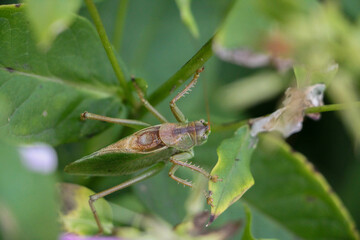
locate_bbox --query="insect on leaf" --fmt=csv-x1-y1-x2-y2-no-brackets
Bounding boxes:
208,125,256,224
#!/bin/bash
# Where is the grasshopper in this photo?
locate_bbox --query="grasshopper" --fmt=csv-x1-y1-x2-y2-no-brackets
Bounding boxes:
65,67,220,234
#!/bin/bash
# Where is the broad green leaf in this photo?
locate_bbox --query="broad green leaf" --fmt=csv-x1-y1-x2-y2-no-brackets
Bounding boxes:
208,125,256,224
0,141,59,239
0,5,126,146
175,0,199,38
24,0,82,49
244,134,359,240
59,183,113,235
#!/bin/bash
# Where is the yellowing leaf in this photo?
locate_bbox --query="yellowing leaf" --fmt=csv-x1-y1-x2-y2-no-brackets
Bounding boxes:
59,183,113,235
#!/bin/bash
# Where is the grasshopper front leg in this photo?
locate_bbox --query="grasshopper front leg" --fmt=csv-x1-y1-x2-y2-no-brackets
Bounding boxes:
170,67,204,123
168,151,220,188
89,162,165,234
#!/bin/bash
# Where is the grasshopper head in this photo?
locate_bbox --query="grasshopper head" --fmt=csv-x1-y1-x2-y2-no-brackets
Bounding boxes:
195,119,211,146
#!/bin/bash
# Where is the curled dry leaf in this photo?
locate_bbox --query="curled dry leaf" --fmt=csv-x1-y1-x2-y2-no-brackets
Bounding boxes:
250,84,326,138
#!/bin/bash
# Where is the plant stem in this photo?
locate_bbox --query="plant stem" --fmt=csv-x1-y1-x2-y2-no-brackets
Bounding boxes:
305,102,360,114
213,102,360,133
148,37,214,106
212,120,248,133
112,0,128,51
84,0,134,106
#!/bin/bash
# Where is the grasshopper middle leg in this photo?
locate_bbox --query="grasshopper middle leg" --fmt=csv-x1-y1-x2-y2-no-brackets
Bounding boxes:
168,151,220,188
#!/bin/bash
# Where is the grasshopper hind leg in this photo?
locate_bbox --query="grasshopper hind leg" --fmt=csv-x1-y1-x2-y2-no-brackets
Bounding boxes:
88,162,165,234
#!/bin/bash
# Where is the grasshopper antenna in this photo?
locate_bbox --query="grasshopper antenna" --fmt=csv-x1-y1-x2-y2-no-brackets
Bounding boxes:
202,67,211,131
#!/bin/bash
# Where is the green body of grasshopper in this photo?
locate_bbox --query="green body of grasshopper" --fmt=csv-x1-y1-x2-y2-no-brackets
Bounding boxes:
65,67,219,234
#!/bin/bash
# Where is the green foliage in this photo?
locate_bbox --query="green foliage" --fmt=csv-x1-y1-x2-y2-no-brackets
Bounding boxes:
24,0,82,49
60,183,113,235
0,142,59,239
1,0,360,239
0,5,125,145
245,134,358,239
209,126,256,223
175,0,199,38
241,205,276,240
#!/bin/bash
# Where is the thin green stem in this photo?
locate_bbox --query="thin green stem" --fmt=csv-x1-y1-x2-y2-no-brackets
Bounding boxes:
84,0,134,106
148,37,214,107
305,102,360,114
213,102,360,133
112,0,128,51
212,120,248,133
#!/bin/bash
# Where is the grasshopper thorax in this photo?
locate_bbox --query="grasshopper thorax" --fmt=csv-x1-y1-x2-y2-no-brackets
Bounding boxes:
159,120,211,151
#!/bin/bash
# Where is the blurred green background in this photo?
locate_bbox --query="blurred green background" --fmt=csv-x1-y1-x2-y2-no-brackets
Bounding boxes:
1,0,360,239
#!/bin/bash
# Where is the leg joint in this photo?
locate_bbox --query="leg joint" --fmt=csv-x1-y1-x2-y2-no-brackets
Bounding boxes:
89,194,98,202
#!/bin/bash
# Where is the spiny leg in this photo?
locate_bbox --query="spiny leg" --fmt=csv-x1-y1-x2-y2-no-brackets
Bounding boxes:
167,150,220,188
169,164,193,187
132,77,168,123
170,67,204,123
81,111,150,129
89,162,165,234
170,157,220,183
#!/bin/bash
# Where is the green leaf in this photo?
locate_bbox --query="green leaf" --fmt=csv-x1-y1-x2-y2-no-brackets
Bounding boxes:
175,0,199,38
23,0,82,49
208,125,256,223
245,134,359,240
242,204,278,240
0,141,59,239
59,183,113,235
0,5,126,146
242,205,256,240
